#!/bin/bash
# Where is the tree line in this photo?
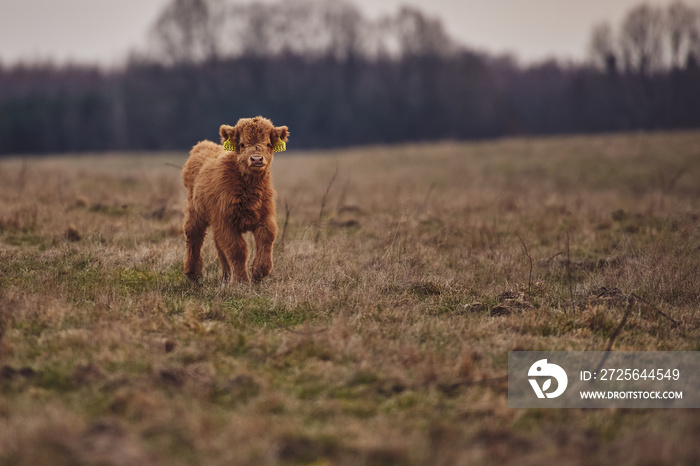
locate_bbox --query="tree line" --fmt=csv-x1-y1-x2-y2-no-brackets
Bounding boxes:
1,0,699,155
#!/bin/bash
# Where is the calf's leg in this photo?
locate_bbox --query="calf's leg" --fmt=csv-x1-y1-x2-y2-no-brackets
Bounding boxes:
251,219,278,282
214,236,231,283
184,210,207,282
215,225,249,283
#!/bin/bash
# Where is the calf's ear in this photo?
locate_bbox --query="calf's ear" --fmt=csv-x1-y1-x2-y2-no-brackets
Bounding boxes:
219,124,238,146
271,126,289,152
272,126,289,143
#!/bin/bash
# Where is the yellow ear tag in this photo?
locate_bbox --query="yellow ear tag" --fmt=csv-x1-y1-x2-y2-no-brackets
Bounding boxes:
223,138,235,152
273,140,286,153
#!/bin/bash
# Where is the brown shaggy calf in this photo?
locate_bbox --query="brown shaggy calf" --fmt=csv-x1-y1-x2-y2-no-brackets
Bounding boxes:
182,116,289,283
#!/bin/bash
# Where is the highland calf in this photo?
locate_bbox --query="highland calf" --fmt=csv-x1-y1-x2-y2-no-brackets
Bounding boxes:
182,116,289,283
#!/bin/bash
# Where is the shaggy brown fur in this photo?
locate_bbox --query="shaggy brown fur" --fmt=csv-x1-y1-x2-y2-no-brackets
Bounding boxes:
182,116,289,283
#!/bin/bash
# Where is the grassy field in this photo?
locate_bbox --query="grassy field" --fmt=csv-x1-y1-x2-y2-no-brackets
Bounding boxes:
0,131,699,465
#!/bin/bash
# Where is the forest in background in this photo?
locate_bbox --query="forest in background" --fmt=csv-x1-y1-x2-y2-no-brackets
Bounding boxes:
1,0,700,155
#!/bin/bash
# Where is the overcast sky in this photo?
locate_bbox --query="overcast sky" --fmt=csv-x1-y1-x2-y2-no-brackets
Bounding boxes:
0,0,695,67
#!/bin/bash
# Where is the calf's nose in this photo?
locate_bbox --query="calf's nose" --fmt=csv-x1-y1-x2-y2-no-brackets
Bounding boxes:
250,155,263,164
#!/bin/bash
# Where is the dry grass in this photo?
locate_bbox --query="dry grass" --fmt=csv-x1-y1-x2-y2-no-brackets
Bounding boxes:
1,131,699,465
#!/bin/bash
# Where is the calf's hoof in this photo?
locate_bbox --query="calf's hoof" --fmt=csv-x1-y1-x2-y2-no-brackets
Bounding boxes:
251,265,272,283
185,271,202,283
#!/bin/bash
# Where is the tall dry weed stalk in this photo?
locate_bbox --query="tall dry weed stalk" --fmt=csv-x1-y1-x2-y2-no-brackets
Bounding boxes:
315,165,339,244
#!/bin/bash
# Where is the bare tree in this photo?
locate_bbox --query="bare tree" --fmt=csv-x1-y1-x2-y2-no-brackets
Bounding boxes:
325,1,366,62
147,0,458,64
667,1,700,69
589,22,618,72
388,7,456,59
236,2,272,58
619,3,666,75
213,0,372,60
150,0,226,64
690,15,700,68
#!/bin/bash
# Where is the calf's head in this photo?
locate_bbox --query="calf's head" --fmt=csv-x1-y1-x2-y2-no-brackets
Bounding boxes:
220,116,289,176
